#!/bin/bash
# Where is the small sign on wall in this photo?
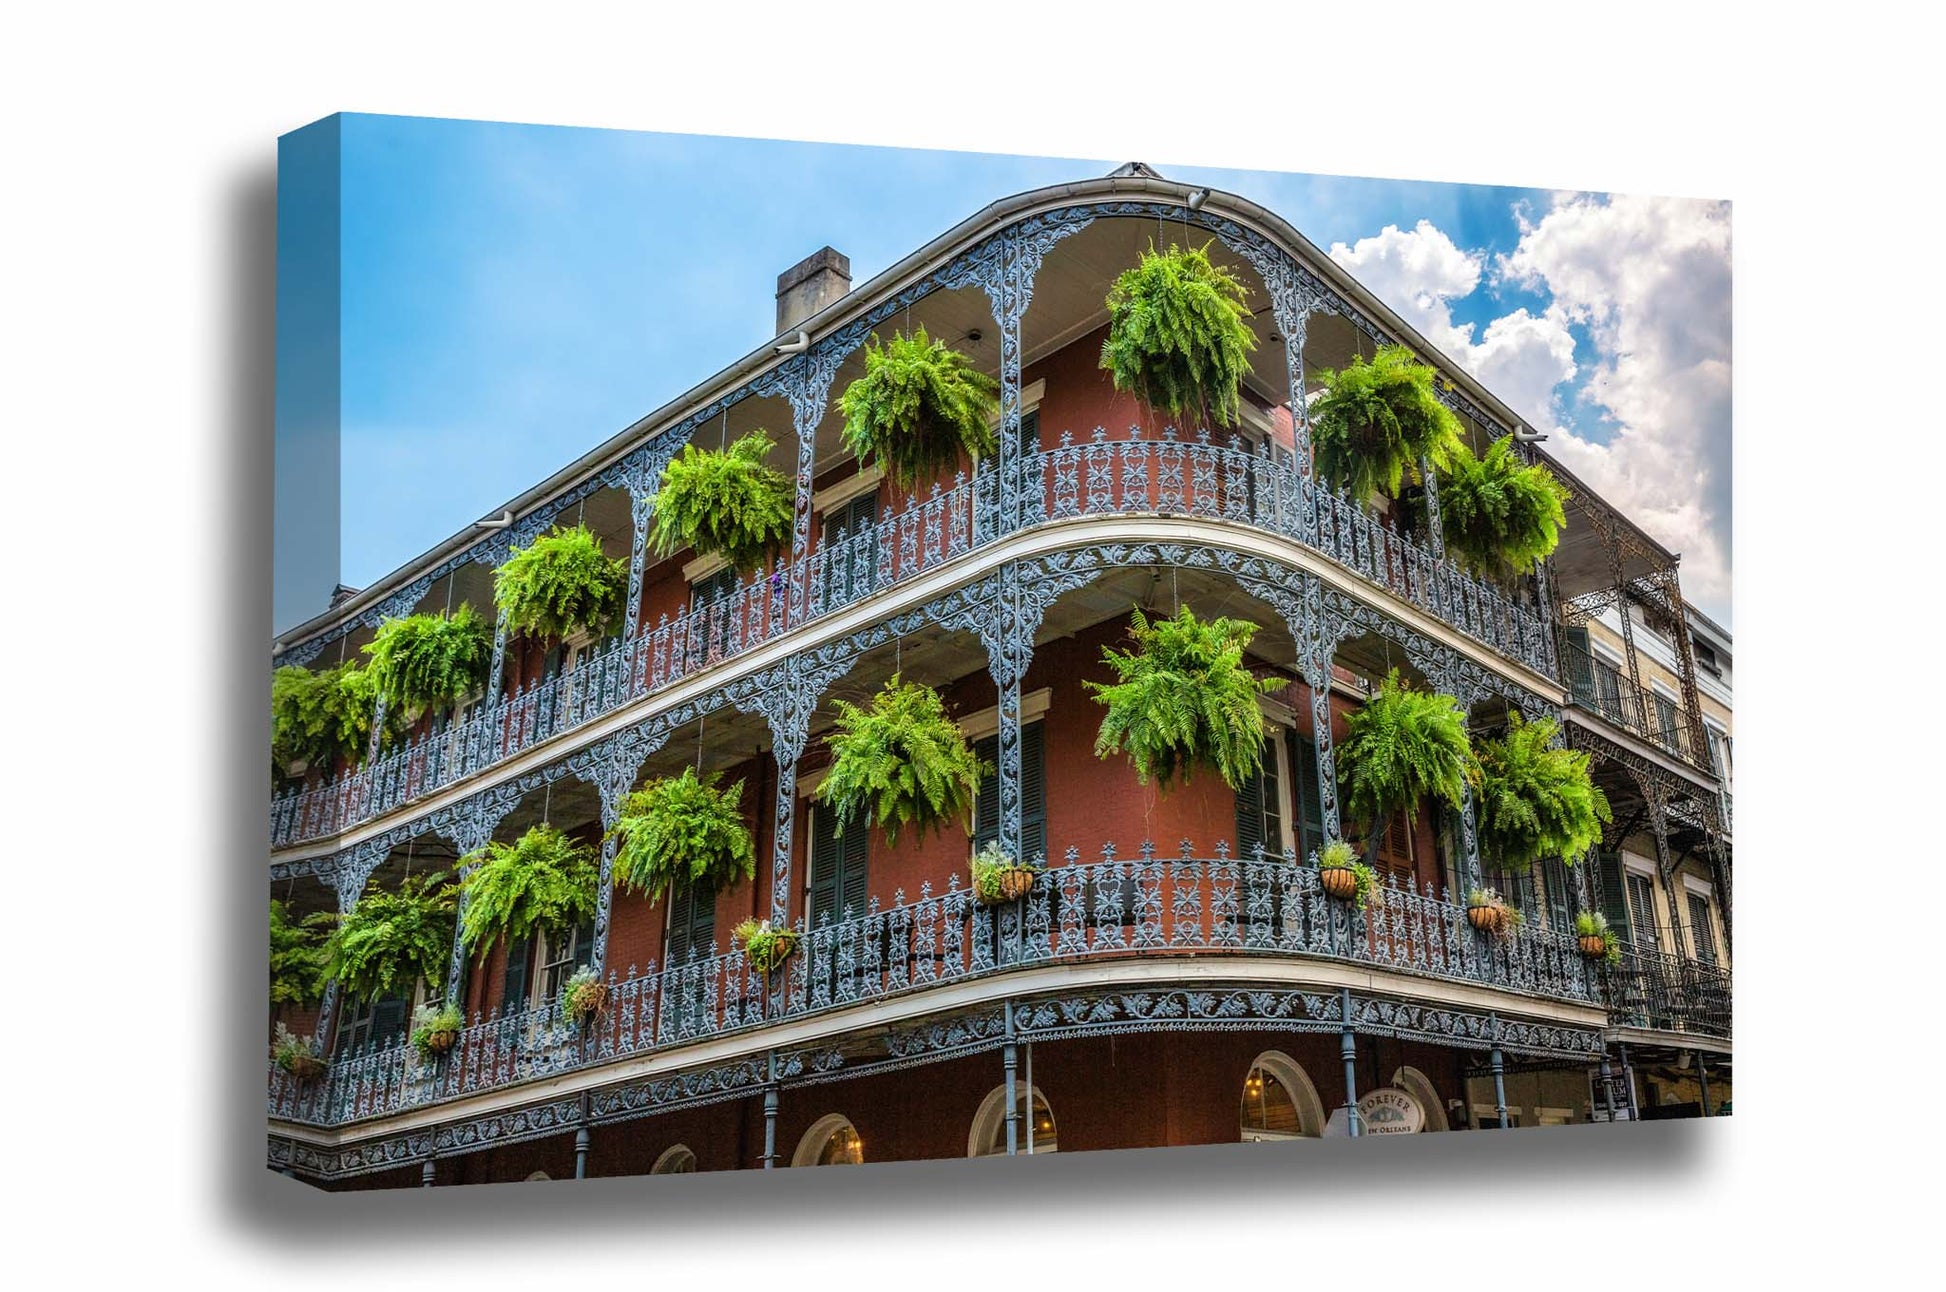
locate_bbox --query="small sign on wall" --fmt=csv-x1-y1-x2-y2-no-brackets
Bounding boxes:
1356,1088,1425,1135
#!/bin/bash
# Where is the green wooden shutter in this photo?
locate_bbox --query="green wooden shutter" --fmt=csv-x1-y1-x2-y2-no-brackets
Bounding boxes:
501,936,532,1012
1019,722,1046,864
973,723,1044,860
1563,625,1594,705
1233,745,1266,858
667,880,714,964
1626,872,1659,950
1596,850,1630,942
1543,856,1572,930
809,801,869,928
1290,729,1325,861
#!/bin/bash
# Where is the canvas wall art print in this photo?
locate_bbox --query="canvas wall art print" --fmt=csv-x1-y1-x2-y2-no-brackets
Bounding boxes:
267,114,1731,1189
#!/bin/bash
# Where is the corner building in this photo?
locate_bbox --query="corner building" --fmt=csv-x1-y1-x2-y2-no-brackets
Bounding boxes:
267,163,1731,1187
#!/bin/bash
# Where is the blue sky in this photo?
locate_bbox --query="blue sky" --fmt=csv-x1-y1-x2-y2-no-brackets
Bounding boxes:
316,113,1730,626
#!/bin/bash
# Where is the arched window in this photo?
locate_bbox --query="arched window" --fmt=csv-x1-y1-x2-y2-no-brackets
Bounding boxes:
792,1114,864,1167
1390,1066,1448,1131
652,1144,697,1174
968,1084,1057,1156
1240,1051,1325,1141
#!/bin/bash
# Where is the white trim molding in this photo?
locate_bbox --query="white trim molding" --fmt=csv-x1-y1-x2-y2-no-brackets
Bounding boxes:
811,464,885,515
957,687,1052,742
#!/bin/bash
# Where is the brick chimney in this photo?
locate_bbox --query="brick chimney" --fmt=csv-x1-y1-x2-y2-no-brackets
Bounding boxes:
775,246,850,335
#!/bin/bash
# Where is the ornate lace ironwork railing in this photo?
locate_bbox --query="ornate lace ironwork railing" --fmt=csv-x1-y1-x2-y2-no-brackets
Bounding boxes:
271,427,1554,849
267,845,1600,1126
1559,640,1697,764
1603,945,1730,1040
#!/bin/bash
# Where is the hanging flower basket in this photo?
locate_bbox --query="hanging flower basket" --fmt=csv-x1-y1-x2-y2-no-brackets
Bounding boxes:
560,968,607,1027
733,919,799,975
1313,840,1381,909
1320,867,1360,902
1573,912,1622,965
410,1002,465,1059
272,1023,327,1082
1578,934,1609,959
1466,902,1503,936
970,842,1040,906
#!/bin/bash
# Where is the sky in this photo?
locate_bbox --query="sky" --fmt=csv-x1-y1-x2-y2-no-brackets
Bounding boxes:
324,113,1731,627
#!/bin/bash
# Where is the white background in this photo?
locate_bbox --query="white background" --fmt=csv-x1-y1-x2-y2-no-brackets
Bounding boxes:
1,1,1932,1284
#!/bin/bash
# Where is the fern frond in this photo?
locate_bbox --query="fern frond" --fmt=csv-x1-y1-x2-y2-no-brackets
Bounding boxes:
1472,713,1611,867
1435,437,1570,579
1337,669,1473,836
1100,241,1257,428
648,431,794,575
313,872,457,1004
269,899,328,1006
838,327,1000,489
493,524,628,640
1311,345,1465,501
457,823,600,958
817,675,985,846
363,607,493,718
608,767,756,903
1086,605,1278,792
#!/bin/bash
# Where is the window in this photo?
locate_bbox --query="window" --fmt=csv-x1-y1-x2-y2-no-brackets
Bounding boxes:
969,1084,1058,1156
1541,856,1573,932
1651,689,1683,753
335,993,409,1055
651,1145,697,1175
536,918,595,1005
1239,1051,1324,1140
972,721,1046,865
808,799,870,929
1626,870,1659,951
1596,850,1630,945
665,879,715,965
819,490,879,612
501,935,534,1014
792,1114,864,1167
1288,729,1327,865
1233,731,1289,861
1687,892,1718,964
1006,407,1043,526
1704,723,1731,780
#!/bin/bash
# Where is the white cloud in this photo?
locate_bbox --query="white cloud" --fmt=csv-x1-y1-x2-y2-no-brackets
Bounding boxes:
1502,194,1732,620
1328,220,1579,438
1328,202,1732,624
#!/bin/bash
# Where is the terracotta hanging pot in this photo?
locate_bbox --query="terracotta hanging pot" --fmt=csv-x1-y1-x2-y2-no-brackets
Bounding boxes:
1467,904,1502,935
1319,867,1360,901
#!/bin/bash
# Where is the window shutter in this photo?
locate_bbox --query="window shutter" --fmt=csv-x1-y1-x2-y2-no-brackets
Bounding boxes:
1626,872,1659,950
1233,732,1282,860
973,722,1044,861
1543,856,1572,931
809,801,867,928
370,994,408,1046
973,733,1000,853
502,936,532,1012
1233,759,1264,860
1563,626,1594,705
1596,850,1629,942
1290,729,1324,861
1687,892,1717,964
1020,722,1046,864
667,881,714,965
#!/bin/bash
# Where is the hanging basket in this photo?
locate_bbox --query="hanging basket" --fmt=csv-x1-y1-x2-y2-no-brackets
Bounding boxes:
1466,904,1503,935
564,981,607,1027
743,929,799,976
283,1053,327,1082
975,866,1037,907
1318,866,1360,902
1578,934,1610,960
421,1029,459,1056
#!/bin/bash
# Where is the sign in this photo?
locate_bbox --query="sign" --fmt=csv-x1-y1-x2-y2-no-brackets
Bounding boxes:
1355,1087,1425,1134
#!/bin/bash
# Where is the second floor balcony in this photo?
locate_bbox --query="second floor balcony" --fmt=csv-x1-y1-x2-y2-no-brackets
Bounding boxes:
272,425,1557,851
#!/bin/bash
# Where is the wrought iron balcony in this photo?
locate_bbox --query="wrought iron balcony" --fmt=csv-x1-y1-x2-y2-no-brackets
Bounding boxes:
1559,640,1697,764
272,427,1557,850
1603,945,1730,1040
268,845,1601,1127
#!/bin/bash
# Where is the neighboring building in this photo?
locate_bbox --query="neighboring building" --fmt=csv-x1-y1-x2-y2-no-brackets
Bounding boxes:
267,164,1731,1187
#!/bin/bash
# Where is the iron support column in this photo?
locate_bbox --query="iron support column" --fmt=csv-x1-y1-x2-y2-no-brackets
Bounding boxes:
1003,1000,1020,1156
1340,987,1360,1137
761,1051,779,1169
574,1127,590,1180
1489,1028,1508,1130
420,1157,436,1188
1696,1054,1711,1117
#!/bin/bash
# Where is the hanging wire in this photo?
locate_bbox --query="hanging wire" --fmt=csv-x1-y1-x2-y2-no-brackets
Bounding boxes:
542,778,552,829
696,711,706,775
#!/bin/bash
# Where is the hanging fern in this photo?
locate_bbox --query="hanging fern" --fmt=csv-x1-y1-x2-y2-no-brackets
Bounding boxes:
838,327,1000,489
1086,605,1279,792
1337,670,1473,838
314,872,457,1004
270,662,392,777
817,675,986,846
1471,713,1611,868
609,767,756,902
1311,344,1465,501
457,823,600,959
649,430,794,575
493,523,628,641
363,606,493,717
1435,437,1570,579
1100,241,1257,428
269,899,327,1007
